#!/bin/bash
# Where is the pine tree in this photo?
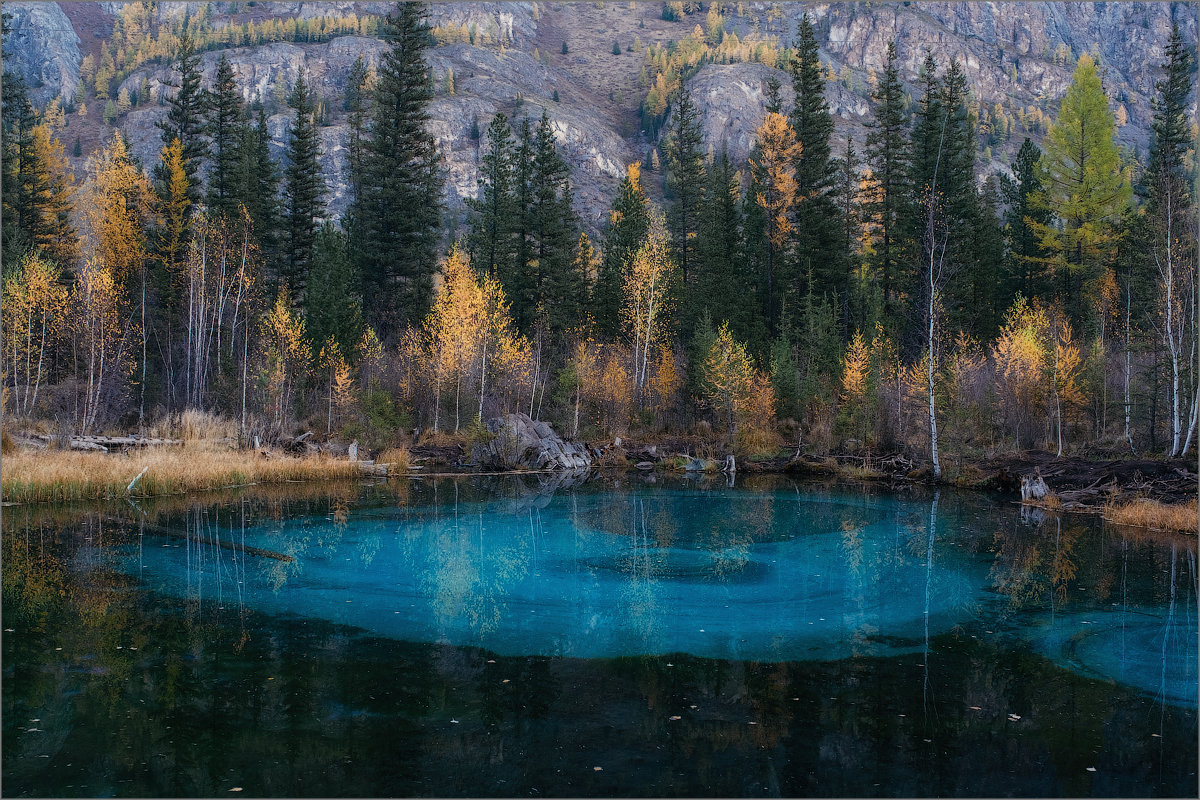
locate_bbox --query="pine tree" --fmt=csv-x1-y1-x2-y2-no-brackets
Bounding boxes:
154,32,208,208
281,71,327,305
1029,54,1130,332
789,13,842,313
863,41,910,328
665,81,706,290
465,112,517,280
206,54,246,219
597,161,650,338
350,3,443,336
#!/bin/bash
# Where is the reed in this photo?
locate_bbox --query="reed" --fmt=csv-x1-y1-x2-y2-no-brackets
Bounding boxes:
1104,497,1198,533
1,449,363,504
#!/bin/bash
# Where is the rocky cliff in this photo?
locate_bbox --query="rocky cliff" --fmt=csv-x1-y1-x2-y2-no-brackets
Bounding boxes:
9,2,1197,233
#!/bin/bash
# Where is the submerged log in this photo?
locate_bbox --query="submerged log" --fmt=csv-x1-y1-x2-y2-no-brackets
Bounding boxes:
102,516,295,562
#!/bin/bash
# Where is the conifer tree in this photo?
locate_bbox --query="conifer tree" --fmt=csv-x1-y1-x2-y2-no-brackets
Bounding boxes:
282,71,327,305
597,162,650,338
350,3,442,335
752,111,801,338
664,81,706,289
1146,23,1192,188
20,124,78,269
525,111,581,337
833,135,862,330
206,54,245,219
465,112,517,280
1142,24,1197,456
1,49,33,264
789,13,841,310
239,105,281,263
344,55,371,204
864,41,909,328
306,221,364,360
696,150,762,350
1029,54,1130,332
154,32,208,208
1001,138,1050,301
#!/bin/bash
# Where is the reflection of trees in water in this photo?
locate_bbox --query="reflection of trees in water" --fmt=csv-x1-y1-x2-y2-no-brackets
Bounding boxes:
413,491,532,639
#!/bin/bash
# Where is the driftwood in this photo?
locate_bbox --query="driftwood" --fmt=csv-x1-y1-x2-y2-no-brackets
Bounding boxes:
1020,470,1050,502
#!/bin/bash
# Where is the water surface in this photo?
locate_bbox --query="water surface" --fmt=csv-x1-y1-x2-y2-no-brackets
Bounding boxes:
3,474,1196,796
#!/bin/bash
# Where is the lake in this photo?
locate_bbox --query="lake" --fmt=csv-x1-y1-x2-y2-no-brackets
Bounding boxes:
2,473,1196,797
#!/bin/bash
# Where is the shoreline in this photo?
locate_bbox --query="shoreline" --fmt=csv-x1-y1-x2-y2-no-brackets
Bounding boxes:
4,436,1196,532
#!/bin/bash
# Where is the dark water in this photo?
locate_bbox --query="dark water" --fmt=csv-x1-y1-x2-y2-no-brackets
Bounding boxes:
3,474,1197,797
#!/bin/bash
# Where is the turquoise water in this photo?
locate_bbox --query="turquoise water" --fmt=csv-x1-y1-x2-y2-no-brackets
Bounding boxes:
3,475,1197,796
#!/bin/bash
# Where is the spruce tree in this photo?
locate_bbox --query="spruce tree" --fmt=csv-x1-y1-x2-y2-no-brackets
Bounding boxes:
833,135,862,332
596,162,650,338
1146,23,1192,188
1,58,34,264
465,112,517,280
306,221,363,359
526,111,581,337
1001,138,1050,302
863,41,910,328
206,54,245,220
789,13,841,313
664,81,706,289
344,55,371,204
696,150,762,350
351,3,442,335
154,32,208,208
240,105,281,264
282,72,327,305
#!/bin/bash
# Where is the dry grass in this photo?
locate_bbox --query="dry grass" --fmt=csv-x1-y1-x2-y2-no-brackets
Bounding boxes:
376,445,411,472
1,448,363,504
1,428,14,456
1105,498,1199,533
417,430,467,448
734,426,782,458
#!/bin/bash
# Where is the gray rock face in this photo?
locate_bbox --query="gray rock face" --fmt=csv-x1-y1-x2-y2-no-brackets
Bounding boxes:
473,413,592,470
10,1,1190,231
2,2,81,106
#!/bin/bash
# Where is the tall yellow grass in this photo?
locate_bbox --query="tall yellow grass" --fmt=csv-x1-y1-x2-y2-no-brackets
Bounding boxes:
1,449,363,504
1104,498,1199,533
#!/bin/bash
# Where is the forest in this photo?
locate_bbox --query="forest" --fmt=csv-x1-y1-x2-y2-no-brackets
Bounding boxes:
2,4,1197,477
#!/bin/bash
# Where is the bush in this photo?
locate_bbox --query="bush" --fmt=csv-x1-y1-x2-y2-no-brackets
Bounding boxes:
561,40,568,54
612,40,622,55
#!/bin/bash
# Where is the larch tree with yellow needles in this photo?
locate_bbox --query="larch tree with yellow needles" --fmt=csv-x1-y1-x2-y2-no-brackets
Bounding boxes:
81,133,156,423
750,111,800,336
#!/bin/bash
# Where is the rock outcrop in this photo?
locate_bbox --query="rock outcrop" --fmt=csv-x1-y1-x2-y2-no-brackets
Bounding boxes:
2,2,82,106
473,413,592,470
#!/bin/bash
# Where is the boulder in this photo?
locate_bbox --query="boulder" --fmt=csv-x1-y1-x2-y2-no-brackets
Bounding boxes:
473,413,592,471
